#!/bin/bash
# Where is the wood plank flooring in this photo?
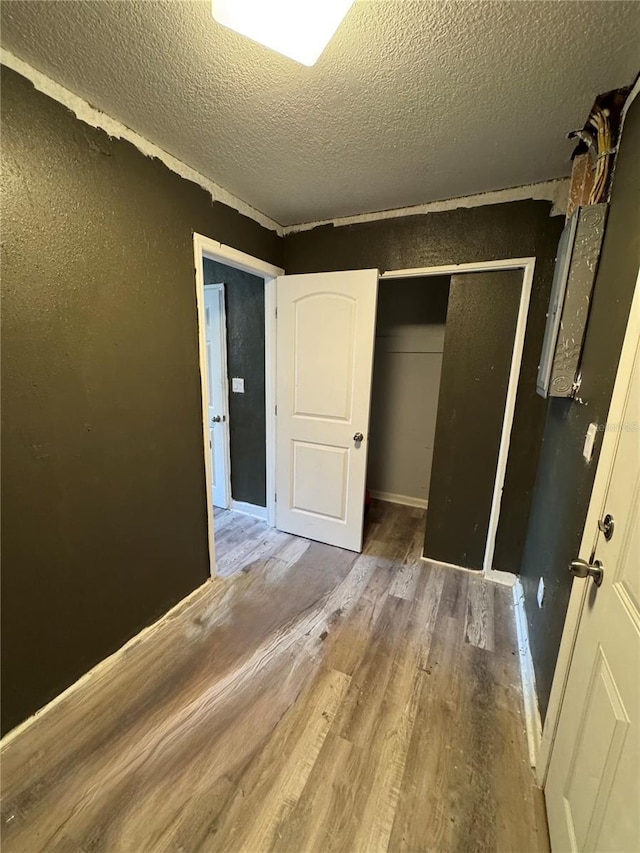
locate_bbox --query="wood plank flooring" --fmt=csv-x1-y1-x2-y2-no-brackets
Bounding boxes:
212,508,291,579
0,501,549,852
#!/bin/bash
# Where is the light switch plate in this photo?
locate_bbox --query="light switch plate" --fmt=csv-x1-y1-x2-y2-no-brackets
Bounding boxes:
583,422,597,461
232,377,245,394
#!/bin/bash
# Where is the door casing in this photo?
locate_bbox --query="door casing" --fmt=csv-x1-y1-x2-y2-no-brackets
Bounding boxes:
193,233,284,578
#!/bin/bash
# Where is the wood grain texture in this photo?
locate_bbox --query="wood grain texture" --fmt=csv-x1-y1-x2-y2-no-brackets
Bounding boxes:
0,502,549,852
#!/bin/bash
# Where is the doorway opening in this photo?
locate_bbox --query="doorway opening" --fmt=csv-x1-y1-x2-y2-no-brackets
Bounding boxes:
203,261,268,518
379,259,536,575
193,234,283,578
367,275,450,511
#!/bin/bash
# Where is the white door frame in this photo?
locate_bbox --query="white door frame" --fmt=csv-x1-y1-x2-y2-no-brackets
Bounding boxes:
193,233,284,578
380,256,536,575
204,282,232,510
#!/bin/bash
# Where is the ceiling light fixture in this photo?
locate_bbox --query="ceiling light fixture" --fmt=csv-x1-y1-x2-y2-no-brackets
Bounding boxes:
211,0,355,67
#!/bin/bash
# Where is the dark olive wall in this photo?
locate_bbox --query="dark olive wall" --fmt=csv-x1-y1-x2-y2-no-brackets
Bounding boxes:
284,200,565,575
425,270,522,570
520,95,640,721
0,66,282,735
203,260,266,506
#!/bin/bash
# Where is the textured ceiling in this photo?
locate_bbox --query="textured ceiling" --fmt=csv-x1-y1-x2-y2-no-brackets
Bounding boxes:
1,1,638,227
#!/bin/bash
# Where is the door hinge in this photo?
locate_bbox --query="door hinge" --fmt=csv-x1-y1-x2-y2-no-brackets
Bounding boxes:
275,493,277,503
275,404,278,416
275,306,278,319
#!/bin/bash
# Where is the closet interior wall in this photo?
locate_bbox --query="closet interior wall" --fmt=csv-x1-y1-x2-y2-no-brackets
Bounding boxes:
367,276,450,507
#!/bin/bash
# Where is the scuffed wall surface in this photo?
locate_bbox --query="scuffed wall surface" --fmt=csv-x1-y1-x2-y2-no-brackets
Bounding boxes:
0,66,282,735
520,94,640,721
424,270,522,570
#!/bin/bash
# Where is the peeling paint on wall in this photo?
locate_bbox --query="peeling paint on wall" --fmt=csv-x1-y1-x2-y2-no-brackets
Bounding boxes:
283,180,570,234
0,47,283,235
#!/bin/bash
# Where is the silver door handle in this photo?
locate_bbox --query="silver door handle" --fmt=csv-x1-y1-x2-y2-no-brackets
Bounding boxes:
569,558,604,587
353,432,364,443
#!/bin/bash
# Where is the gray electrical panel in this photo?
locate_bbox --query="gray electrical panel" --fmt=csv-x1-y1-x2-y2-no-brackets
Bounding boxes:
537,203,608,398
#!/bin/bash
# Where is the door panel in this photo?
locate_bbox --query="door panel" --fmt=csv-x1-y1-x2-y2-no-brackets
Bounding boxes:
545,323,640,852
204,284,230,509
562,646,629,851
292,441,348,519
276,270,378,551
293,293,355,420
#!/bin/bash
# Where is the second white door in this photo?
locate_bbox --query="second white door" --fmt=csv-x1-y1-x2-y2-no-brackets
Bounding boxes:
275,270,378,551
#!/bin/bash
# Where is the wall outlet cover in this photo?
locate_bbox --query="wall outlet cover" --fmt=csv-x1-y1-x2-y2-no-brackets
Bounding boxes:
232,377,245,393
537,577,545,608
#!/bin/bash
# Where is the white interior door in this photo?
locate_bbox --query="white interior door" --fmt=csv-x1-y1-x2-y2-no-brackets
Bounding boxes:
545,279,640,852
275,270,378,551
204,284,231,509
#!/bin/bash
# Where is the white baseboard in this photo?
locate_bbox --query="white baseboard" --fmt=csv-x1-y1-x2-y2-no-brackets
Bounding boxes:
369,490,428,509
420,556,519,588
420,554,479,573
512,580,542,769
484,569,518,587
0,580,212,748
230,499,269,521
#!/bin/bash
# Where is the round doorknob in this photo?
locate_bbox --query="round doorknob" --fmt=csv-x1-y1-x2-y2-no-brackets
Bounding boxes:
569,558,604,587
353,432,364,443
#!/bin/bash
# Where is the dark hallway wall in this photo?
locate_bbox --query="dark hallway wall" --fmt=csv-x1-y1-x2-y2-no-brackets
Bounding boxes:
202,260,267,507
0,66,283,735
424,270,522,570
520,94,640,721
284,200,565,576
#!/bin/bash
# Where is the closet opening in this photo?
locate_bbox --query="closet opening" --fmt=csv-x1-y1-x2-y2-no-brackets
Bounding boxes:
367,275,451,515
369,260,534,575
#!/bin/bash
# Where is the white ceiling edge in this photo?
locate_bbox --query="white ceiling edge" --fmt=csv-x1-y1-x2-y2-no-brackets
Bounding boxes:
0,48,283,235
282,179,569,235
1,47,570,241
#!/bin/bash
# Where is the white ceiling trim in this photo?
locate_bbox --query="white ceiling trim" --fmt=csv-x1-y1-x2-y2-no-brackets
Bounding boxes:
282,179,569,235
0,48,283,235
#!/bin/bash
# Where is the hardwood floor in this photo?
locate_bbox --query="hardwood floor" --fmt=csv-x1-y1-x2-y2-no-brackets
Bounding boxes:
212,507,289,579
0,501,549,852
